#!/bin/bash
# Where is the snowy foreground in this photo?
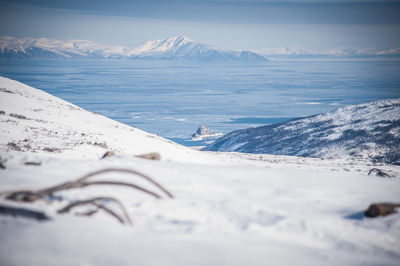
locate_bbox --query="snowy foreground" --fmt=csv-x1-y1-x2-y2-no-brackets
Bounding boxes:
0,76,399,266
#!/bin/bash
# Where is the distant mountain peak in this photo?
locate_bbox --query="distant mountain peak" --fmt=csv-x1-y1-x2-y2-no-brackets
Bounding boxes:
131,35,194,54
175,35,191,42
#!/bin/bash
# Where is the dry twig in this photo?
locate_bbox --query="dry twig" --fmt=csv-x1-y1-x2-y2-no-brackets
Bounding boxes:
58,197,132,225
2,167,173,225
368,168,391,177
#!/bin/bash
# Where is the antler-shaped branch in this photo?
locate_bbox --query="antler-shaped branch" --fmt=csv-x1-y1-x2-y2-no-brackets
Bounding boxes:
2,168,173,225
5,167,174,202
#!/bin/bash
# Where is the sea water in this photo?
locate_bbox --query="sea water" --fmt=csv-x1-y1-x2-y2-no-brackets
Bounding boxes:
1,58,399,146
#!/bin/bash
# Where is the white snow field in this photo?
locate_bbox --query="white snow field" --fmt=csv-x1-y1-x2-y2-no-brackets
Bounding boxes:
0,76,399,266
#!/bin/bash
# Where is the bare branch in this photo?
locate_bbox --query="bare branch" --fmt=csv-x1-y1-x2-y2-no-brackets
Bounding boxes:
2,167,173,225
58,197,132,225
73,168,173,198
94,203,125,224
41,180,162,199
5,191,42,202
368,168,391,177
83,181,161,199
4,167,174,203
76,208,99,216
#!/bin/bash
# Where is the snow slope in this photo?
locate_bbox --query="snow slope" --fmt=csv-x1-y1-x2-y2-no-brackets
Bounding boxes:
0,36,267,62
204,99,400,165
0,76,215,163
0,77,399,266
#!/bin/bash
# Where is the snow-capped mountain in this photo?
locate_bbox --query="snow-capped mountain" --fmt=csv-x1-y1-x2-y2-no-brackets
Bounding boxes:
127,36,266,62
0,36,127,59
0,36,267,62
256,46,400,58
204,99,400,165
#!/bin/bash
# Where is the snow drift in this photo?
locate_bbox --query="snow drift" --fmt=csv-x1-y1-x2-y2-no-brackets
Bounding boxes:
0,77,399,266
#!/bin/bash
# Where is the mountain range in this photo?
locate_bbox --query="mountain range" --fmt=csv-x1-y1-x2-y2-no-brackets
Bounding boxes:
0,36,267,62
204,99,400,165
257,47,400,58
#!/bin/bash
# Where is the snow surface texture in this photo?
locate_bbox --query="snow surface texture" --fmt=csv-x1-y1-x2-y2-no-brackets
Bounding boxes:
0,36,267,62
0,77,400,266
204,99,400,165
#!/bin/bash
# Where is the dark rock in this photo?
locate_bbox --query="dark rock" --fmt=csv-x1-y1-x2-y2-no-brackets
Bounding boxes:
192,125,213,138
0,204,50,221
135,152,161,160
101,151,116,159
365,203,400,217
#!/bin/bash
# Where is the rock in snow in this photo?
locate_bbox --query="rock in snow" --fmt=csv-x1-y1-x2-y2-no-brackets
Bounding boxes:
0,76,400,266
192,125,223,140
0,35,268,62
204,99,400,165
193,125,213,138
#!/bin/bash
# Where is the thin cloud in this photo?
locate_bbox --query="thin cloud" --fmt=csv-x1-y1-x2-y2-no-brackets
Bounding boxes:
1,0,400,25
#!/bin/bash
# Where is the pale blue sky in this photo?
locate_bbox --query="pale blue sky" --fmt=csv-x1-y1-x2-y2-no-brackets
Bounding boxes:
0,0,399,50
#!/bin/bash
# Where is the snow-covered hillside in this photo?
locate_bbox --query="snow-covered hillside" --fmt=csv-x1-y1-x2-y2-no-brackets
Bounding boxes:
0,36,267,62
204,99,400,165
0,76,210,163
0,77,399,266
